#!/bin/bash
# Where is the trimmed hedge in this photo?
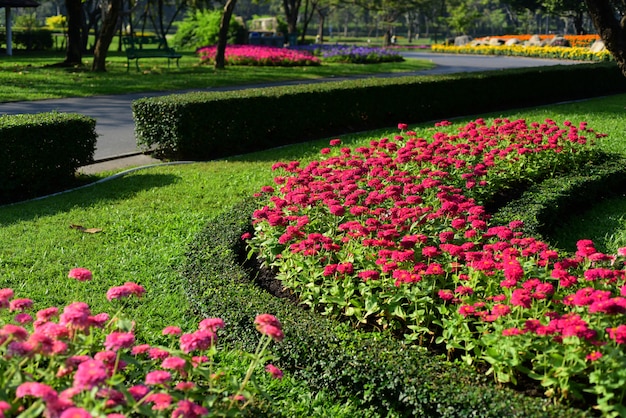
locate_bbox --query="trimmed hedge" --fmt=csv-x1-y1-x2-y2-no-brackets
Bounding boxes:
0,112,97,204
491,155,626,242
181,199,586,417
133,63,626,160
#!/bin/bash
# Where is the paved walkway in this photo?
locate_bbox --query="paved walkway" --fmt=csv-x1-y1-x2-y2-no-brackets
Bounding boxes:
0,52,582,173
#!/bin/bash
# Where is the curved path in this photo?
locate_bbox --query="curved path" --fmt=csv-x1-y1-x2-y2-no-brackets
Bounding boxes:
0,52,582,162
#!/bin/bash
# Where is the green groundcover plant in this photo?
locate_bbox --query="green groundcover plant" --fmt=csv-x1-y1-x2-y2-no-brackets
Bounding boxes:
0,268,285,417
246,117,626,416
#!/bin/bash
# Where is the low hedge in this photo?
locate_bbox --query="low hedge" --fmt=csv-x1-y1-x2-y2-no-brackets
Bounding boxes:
134,63,626,160
0,29,54,51
181,198,585,417
491,155,626,242
0,112,97,204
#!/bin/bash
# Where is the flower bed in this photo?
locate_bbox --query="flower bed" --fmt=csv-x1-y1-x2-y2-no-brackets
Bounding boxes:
0,269,284,416
246,118,626,414
292,44,404,64
475,34,600,48
197,45,320,66
431,43,612,61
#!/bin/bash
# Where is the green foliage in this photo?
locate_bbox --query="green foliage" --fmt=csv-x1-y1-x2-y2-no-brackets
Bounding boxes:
180,199,585,417
0,29,53,51
14,12,41,30
133,63,626,161
173,9,246,50
491,155,626,243
0,112,96,203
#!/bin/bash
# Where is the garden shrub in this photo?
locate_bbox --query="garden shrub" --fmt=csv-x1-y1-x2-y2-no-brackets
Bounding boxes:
0,112,97,204
181,199,584,417
133,63,626,161
173,9,246,49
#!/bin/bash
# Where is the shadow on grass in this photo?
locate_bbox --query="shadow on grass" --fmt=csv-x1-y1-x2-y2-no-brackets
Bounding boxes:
0,172,181,226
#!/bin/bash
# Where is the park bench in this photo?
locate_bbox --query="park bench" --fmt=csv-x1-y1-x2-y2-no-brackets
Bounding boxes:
122,36,182,71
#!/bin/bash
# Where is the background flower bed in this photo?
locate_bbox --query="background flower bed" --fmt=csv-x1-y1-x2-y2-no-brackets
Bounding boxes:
292,44,404,64
432,43,612,61
197,45,320,66
246,118,626,415
475,34,600,48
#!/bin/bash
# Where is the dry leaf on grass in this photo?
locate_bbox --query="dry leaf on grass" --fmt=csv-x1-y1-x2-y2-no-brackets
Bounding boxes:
70,224,103,234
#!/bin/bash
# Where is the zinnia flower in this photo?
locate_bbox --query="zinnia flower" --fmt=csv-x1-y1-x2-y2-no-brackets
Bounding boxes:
73,359,108,391
68,268,93,282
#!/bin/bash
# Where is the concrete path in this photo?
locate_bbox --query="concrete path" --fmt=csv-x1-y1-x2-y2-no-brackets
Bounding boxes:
0,52,582,169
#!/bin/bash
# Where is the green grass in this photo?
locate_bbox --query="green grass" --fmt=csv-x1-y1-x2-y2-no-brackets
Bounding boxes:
0,50,434,102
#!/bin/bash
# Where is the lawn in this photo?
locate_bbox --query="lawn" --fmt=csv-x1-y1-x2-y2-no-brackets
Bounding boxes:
1,89,626,414
0,50,434,102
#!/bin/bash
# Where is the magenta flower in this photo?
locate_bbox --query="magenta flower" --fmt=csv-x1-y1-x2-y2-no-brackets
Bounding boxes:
179,330,216,353
161,356,186,372
198,317,225,332
172,399,208,418
9,298,33,312
16,381,58,402
145,392,172,410
68,268,93,282
73,359,108,391
104,331,135,351
254,314,284,342
60,407,93,418
162,325,182,335
145,370,172,386
265,363,283,379
106,282,146,301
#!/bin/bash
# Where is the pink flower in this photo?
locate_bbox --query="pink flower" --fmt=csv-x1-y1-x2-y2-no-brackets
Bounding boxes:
128,384,150,401
254,314,284,342
175,382,196,391
60,407,93,418
73,359,108,391
265,363,283,379
179,330,216,353
9,298,33,312
162,326,182,335
16,381,57,400
397,123,408,130
106,282,146,301
0,288,14,308
59,302,91,330
68,268,93,282
14,313,33,324
198,317,225,332
148,347,170,359
329,139,341,146
162,356,186,371
172,399,208,418
145,370,172,385
145,392,172,410
586,351,603,361
104,331,135,351
618,247,626,257
131,344,151,355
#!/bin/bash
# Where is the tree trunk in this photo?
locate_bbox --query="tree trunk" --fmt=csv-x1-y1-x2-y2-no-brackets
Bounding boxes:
283,0,302,36
584,0,626,77
64,0,83,65
92,0,121,72
215,0,237,70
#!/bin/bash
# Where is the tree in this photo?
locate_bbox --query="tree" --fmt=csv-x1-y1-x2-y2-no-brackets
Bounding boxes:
215,0,238,69
92,0,122,71
282,0,302,40
584,0,626,77
63,0,84,65
543,0,588,34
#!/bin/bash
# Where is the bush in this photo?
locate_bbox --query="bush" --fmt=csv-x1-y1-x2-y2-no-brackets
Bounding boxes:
0,112,97,204
133,63,626,161
180,199,585,417
173,9,246,49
